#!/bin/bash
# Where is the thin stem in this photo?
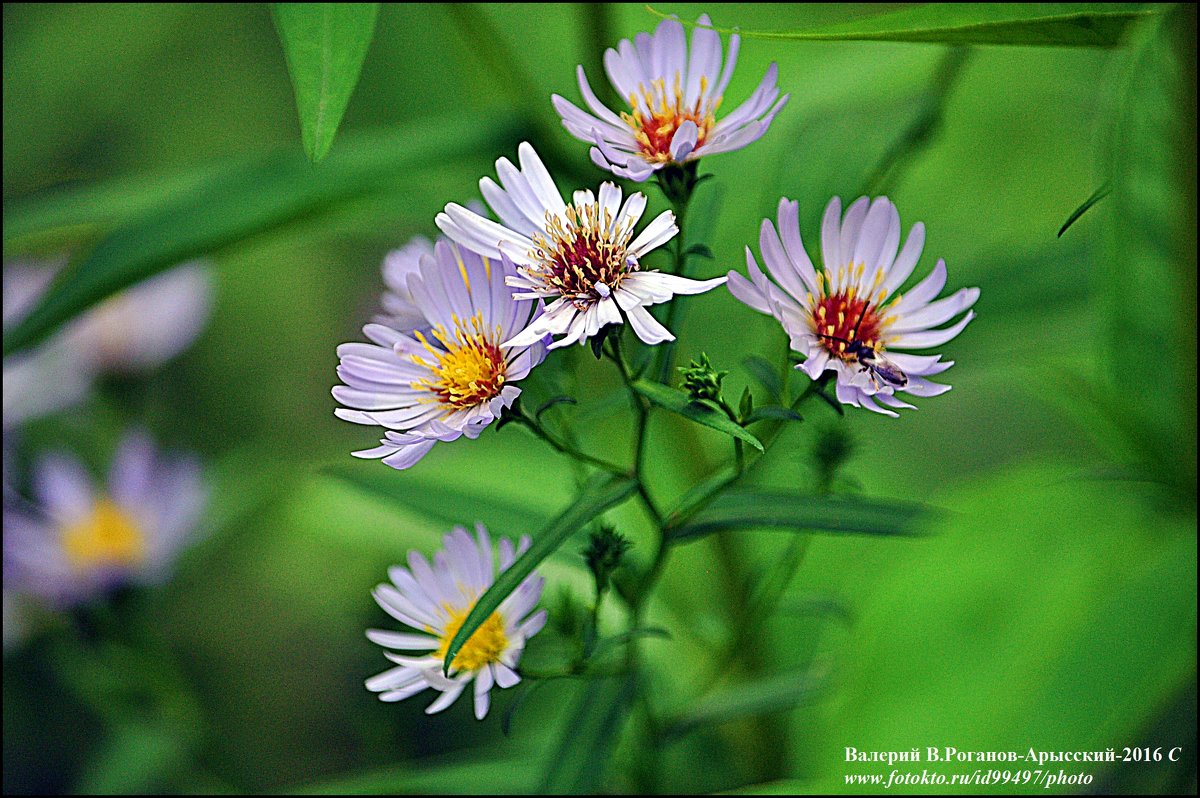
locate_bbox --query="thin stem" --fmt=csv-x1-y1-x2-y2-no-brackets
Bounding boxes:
518,405,627,476
654,188,693,383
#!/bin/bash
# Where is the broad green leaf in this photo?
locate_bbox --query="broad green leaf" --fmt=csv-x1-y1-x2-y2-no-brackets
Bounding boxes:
662,669,822,742
323,461,549,543
272,3,380,162
670,488,930,541
632,380,764,452
2,114,524,357
1057,181,1111,237
651,4,1154,47
443,475,638,675
1101,5,1196,494
539,675,636,793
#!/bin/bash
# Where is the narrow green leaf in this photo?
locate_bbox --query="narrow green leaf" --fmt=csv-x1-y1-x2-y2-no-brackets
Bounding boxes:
3,115,524,357
443,475,638,676
662,669,822,742
632,379,764,451
535,396,577,419
272,3,380,162
649,4,1154,47
684,243,714,260
540,675,636,793
742,355,783,402
670,488,931,541
663,465,738,528
743,405,803,425
323,461,550,543
1058,182,1111,237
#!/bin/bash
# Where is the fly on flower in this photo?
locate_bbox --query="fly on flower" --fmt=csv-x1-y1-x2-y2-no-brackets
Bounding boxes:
332,240,548,470
365,524,546,720
552,14,789,181
727,196,980,416
435,142,726,349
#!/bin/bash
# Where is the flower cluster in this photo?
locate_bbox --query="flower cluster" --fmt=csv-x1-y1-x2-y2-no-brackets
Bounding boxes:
337,13,978,720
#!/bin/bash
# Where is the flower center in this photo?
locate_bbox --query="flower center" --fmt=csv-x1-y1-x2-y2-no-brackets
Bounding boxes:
622,74,718,164
435,605,509,672
810,292,887,362
412,314,507,409
61,497,145,573
527,202,637,305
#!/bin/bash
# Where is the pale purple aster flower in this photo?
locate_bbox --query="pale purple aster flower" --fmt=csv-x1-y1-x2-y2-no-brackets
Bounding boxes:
374,236,435,334
436,142,725,349
728,197,980,417
365,524,546,720
2,430,207,606
552,14,789,181
333,240,548,470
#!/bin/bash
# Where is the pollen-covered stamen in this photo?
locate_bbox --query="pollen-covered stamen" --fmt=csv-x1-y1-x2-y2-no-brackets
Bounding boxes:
411,313,507,409
434,605,509,673
526,201,638,306
810,290,891,362
61,497,145,573
621,73,719,163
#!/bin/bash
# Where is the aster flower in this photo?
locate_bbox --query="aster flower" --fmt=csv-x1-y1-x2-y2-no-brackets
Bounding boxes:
2,430,206,606
333,240,547,470
728,196,979,416
552,14,789,181
436,142,725,349
373,236,434,334
365,524,546,720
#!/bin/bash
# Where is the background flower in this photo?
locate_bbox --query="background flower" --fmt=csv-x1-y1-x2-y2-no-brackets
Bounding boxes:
553,14,789,180
2,430,207,606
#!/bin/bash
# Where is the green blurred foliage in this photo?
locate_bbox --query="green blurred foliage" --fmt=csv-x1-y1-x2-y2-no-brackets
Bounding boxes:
3,2,1195,795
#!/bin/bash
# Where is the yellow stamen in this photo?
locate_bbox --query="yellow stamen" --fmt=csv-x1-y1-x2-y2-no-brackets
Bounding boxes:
434,605,509,672
61,498,145,572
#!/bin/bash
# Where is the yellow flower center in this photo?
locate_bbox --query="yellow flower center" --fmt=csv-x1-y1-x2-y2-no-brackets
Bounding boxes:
411,313,507,410
621,73,719,164
61,498,145,573
434,606,509,673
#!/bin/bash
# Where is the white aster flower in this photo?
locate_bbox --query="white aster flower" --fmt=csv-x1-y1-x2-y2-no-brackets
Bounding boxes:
365,524,546,720
2,430,207,606
552,14,789,181
436,142,726,349
333,241,548,470
728,196,980,417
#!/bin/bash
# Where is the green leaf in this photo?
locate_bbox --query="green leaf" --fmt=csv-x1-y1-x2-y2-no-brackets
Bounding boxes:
535,396,577,419
2,115,524,357
1057,182,1111,237
742,355,783,402
323,461,550,543
631,380,764,452
539,675,636,793
271,3,380,162
662,669,822,742
684,243,714,260
743,405,804,425
443,475,637,676
650,4,1154,47
663,465,738,528
1101,4,1196,493
670,488,931,541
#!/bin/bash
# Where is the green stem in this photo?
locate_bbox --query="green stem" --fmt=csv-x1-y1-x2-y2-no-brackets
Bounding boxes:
518,405,627,476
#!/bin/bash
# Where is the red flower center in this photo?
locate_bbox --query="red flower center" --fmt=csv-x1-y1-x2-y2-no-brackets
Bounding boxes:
810,293,885,361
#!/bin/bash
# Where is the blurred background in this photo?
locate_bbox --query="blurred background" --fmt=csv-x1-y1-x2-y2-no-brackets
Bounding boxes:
3,3,1195,794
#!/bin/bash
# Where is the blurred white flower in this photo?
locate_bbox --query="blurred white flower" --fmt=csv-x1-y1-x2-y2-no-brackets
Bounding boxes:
2,260,214,428
437,142,724,349
2,429,207,606
365,524,546,720
553,14,789,181
728,197,979,416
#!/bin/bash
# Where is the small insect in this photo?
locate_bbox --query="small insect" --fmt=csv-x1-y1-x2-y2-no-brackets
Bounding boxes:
815,302,908,390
